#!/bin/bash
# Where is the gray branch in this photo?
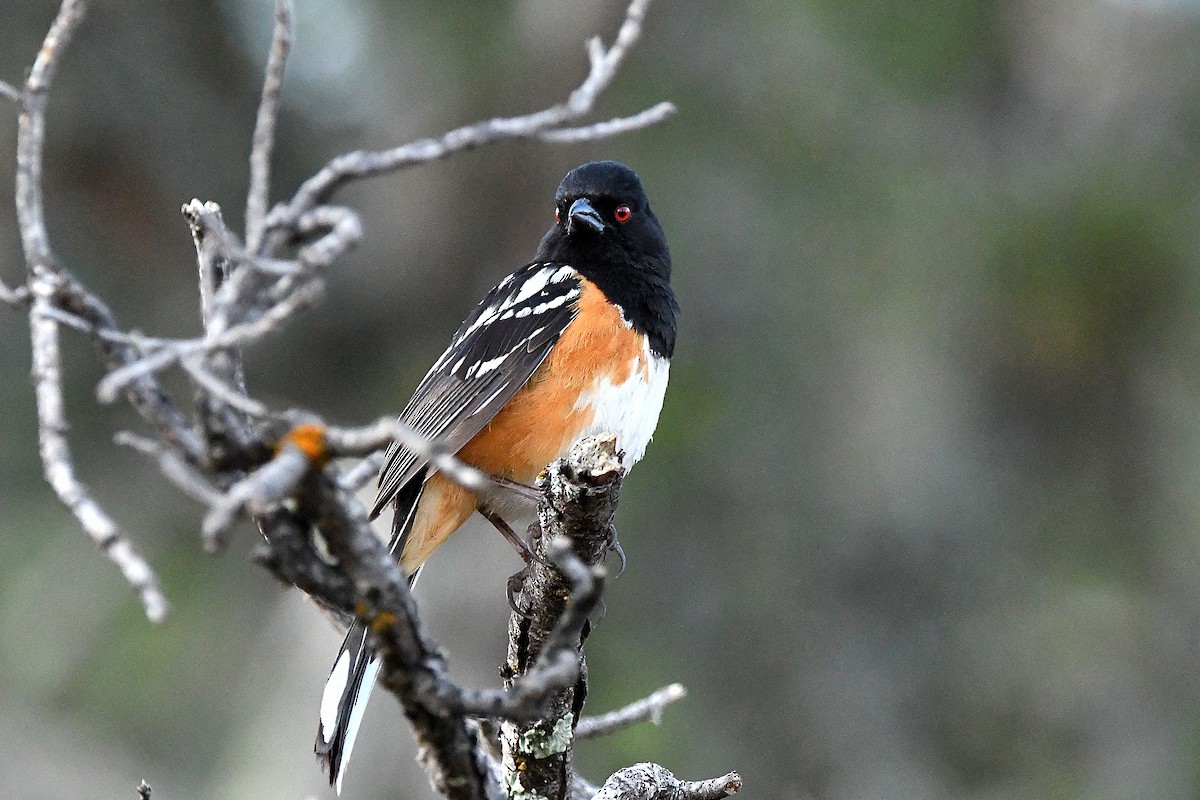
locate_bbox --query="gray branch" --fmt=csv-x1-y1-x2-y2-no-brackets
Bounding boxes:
114,432,223,507
501,435,625,800
575,684,687,741
592,765,742,800
15,0,169,623
29,294,168,623
245,0,294,254
0,79,22,105
262,0,671,236
201,442,311,552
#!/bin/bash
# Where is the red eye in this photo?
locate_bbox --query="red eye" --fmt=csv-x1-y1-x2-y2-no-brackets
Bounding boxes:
614,204,632,223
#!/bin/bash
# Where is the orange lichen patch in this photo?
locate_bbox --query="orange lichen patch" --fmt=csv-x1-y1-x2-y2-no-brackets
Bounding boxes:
370,610,398,634
399,472,478,571
457,278,643,484
280,423,330,467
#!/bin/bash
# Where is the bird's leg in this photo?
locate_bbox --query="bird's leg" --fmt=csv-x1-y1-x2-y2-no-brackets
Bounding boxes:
486,474,542,502
480,507,537,563
479,509,538,618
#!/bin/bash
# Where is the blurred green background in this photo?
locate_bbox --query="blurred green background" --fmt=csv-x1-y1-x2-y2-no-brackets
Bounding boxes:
4,0,1200,798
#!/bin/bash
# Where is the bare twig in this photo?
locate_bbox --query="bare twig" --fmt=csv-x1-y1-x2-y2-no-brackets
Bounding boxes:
17,0,86,271
246,0,294,253
0,280,28,305
41,275,205,459
12,1,204,465
569,0,653,113
202,442,311,551
338,448,387,492
180,357,269,417
94,198,359,403
324,417,492,494
185,199,233,329
575,684,687,740
14,0,169,623
136,780,152,800
0,79,22,105
540,102,676,144
29,294,168,622
290,204,362,269
263,0,668,234
592,765,741,800
115,432,223,506
96,278,325,402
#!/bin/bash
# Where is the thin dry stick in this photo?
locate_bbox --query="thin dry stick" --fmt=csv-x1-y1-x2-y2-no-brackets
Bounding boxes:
16,0,168,623
338,448,386,492
180,357,269,417
245,0,294,253
324,417,493,494
575,684,687,740
0,79,22,104
264,0,671,230
540,102,675,144
30,296,168,621
0,280,27,305
114,432,223,507
96,277,326,402
16,0,87,266
95,200,360,402
202,442,312,550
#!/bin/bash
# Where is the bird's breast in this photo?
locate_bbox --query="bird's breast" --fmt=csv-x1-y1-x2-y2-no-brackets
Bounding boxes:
456,277,669,481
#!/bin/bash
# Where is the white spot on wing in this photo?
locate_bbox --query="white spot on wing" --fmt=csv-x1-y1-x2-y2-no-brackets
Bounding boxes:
529,288,579,316
431,265,580,375
471,350,512,378
513,268,554,304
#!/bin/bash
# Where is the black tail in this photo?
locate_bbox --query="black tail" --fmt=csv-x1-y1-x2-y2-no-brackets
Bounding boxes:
315,622,382,794
315,471,425,794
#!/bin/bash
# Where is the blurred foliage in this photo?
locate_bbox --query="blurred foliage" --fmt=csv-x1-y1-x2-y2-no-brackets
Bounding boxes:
5,1,1200,799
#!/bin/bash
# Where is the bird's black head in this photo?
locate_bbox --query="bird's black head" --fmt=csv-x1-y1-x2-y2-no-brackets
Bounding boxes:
534,161,677,356
536,161,671,281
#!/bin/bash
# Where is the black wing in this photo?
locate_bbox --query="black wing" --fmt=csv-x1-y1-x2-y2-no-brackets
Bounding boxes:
370,262,582,520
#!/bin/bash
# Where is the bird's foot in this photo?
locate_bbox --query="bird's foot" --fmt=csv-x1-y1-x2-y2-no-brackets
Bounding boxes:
605,523,626,578
506,567,534,618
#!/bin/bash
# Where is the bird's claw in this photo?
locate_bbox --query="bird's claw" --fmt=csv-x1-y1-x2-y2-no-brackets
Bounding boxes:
605,524,626,577
507,567,534,618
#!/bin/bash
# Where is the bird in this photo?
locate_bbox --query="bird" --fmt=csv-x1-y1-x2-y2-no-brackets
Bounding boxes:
314,161,677,793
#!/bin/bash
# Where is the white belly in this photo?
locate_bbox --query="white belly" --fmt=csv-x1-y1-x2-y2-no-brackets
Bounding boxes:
575,339,670,473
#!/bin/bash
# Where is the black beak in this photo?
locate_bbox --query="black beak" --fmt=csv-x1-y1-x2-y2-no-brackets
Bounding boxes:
567,198,605,235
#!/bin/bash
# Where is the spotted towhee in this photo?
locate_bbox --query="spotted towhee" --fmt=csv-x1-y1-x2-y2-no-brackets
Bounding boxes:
315,161,677,792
